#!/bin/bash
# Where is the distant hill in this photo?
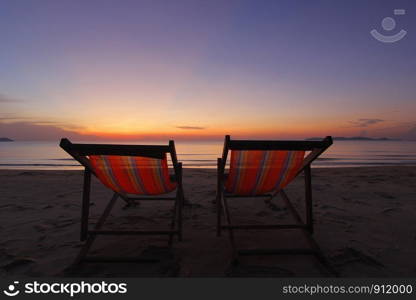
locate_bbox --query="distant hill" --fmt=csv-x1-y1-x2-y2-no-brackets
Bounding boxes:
306,136,401,141
0,137,14,142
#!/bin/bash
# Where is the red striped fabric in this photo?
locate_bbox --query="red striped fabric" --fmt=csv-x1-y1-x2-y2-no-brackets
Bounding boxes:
89,154,176,195
225,150,305,196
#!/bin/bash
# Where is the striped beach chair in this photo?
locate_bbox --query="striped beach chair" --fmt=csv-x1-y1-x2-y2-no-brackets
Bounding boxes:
60,138,184,265
216,135,336,275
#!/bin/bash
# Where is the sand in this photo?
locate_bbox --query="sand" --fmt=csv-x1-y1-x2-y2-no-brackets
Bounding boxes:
0,167,415,277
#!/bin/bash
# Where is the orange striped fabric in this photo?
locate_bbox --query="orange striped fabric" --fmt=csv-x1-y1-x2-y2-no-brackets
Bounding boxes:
225,150,305,196
88,155,176,195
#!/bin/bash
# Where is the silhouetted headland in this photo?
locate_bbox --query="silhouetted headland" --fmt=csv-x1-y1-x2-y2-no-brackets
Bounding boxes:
306,136,401,141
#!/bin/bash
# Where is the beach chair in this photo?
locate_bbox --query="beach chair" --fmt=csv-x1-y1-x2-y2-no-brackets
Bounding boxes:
216,135,336,275
60,138,184,265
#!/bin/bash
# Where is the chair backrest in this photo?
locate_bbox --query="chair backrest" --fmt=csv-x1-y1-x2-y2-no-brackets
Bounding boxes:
220,135,332,196
60,139,179,195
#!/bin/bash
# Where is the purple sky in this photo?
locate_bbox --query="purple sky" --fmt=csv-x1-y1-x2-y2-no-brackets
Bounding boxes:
0,0,415,141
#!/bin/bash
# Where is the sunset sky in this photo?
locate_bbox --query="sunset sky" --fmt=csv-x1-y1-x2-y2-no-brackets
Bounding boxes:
0,0,415,141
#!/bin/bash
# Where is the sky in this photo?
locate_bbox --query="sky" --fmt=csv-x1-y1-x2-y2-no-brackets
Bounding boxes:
0,0,415,141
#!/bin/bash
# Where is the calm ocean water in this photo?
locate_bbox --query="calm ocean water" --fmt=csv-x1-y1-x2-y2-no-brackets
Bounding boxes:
1,140,416,170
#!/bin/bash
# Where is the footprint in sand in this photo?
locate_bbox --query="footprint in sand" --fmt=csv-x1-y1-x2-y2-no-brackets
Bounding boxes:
0,256,36,273
331,247,384,269
341,196,351,202
320,204,346,212
256,211,269,217
381,207,400,215
225,264,295,277
375,192,395,200
18,172,35,176
33,224,49,232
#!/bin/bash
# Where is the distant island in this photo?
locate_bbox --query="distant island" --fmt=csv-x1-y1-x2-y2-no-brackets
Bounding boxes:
0,137,14,142
306,136,401,141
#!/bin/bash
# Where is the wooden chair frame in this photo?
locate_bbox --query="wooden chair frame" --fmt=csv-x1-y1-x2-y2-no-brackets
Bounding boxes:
216,135,338,276
60,138,184,265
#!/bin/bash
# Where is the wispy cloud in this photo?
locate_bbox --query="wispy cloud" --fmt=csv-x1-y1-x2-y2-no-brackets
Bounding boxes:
0,112,31,122
0,93,22,103
176,125,206,130
0,113,85,130
348,118,385,128
0,120,90,141
0,116,29,121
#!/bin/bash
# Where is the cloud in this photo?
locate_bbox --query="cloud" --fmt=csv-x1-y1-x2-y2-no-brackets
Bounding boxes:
0,120,220,141
0,121,92,141
0,112,86,130
0,94,22,103
176,125,206,130
348,118,385,128
0,116,29,121
0,112,31,122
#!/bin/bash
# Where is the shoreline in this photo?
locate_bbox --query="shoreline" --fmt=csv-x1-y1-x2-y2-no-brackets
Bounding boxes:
1,164,416,171
1,166,415,277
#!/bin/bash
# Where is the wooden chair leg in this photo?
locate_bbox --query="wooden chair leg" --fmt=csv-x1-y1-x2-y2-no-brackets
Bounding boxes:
80,169,91,241
74,193,119,265
168,194,178,246
280,189,337,276
178,189,183,241
304,165,313,233
177,163,184,241
216,157,223,236
216,193,222,237
222,196,238,261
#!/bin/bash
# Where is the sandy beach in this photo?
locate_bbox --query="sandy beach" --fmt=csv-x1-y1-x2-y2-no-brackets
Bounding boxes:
1,166,415,277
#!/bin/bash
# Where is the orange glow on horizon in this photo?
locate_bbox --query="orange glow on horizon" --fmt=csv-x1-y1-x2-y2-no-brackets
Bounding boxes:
72,123,366,141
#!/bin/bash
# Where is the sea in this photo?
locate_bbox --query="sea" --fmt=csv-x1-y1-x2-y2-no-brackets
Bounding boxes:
1,140,416,170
